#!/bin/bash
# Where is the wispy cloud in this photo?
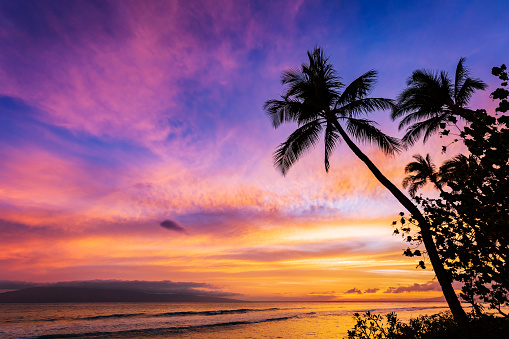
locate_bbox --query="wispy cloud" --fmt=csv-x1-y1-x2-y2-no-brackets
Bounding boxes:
308,290,336,295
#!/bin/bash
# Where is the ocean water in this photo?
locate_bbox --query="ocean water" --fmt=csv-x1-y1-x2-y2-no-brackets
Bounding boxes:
0,301,449,338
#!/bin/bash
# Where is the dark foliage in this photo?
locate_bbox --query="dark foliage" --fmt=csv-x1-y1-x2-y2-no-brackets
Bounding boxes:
394,65,509,316
347,311,509,339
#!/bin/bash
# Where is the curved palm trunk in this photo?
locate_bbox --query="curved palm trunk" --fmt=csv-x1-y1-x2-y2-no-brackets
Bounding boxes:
332,120,468,324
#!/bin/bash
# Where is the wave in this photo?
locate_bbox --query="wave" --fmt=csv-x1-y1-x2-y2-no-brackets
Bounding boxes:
153,307,279,318
350,305,448,314
81,312,146,320
31,315,297,338
32,307,281,324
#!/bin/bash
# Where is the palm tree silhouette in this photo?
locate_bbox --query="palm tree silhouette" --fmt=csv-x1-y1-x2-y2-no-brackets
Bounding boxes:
264,47,467,323
392,58,487,145
402,154,444,197
265,48,400,174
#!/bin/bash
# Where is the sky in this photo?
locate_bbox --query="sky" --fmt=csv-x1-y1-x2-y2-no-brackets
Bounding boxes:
0,0,508,301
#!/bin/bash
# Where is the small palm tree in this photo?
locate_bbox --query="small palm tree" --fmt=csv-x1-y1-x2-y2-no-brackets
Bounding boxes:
402,154,444,197
392,58,487,145
265,47,468,323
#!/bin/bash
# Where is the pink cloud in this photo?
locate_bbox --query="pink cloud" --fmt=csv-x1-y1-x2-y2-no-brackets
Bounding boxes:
0,0,308,154
385,281,441,293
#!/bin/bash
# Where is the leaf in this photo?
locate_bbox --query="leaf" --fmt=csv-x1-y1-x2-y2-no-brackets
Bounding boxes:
491,88,509,100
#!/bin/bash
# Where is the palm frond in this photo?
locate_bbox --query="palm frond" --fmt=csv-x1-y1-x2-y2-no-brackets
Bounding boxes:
439,70,453,102
264,97,322,128
324,121,341,172
397,109,447,131
344,118,402,155
407,154,437,177
273,120,323,175
392,69,448,120
454,57,467,102
336,97,394,118
281,67,304,85
264,98,300,128
336,70,378,106
402,154,438,196
402,175,427,197
439,154,472,182
401,112,450,145
456,77,487,107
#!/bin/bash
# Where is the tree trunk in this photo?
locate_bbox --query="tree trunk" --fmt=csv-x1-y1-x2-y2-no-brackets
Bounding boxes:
332,120,468,324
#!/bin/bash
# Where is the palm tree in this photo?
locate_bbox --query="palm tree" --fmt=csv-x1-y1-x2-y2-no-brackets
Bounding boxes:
264,47,468,323
402,154,444,197
392,58,487,145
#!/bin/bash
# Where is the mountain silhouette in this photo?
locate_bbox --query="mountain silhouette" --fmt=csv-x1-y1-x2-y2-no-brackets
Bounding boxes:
0,287,243,303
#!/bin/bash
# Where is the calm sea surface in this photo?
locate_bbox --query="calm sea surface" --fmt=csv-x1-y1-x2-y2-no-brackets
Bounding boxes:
0,301,449,338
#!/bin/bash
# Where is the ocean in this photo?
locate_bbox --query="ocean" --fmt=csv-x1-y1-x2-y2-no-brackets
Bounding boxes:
0,301,449,338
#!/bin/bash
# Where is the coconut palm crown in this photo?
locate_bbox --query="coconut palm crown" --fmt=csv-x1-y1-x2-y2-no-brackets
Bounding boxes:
402,154,442,197
392,58,487,145
264,47,400,174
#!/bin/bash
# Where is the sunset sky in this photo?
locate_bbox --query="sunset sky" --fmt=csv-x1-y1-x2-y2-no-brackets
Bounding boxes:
0,0,508,301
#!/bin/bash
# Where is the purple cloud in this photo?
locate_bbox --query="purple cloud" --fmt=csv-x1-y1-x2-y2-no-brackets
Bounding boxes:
160,219,187,234
345,287,362,294
385,281,441,293
308,291,336,295
364,288,380,293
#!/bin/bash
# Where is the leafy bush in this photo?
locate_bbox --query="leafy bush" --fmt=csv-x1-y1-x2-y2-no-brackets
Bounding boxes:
347,311,509,338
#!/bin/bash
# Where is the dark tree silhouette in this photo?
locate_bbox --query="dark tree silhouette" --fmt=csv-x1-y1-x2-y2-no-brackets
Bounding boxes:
398,110,509,316
265,48,399,174
402,154,444,197
264,47,467,323
392,58,487,145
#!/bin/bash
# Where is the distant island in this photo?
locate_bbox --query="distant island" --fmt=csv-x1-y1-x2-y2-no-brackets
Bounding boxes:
0,287,243,303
